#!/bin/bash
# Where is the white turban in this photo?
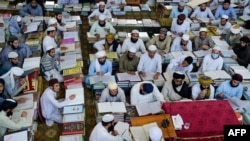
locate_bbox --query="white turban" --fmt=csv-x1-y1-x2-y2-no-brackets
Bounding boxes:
47,26,55,31
99,15,106,21
102,114,114,122
48,18,57,26
10,67,24,89
46,45,55,51
99,1,105,5
16,16,22,22
149,126,163,141
182,34,189,41
128,47,136,53
8,52,18,58
148,45,157,51
213,46,221,51
108,82,118,90
199,27,207,32
95,50,106,58
131,29,139,34
221,15,229,19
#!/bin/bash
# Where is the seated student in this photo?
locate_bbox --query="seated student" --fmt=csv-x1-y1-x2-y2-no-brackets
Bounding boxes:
121,29,146,54
191,75,215,100
119,47,139,74
169,2,189,18
166,56,193,73
90,15,116,38
1,67,26,97
149,126,163,141
54,12,76,33
194,27,215,51
161,72,191,102
130,81,165,105
231,36,250,67
19,0,43,17
171,14,190,37
8,15,27,39
89,114,123,141
88,1,112,21
0,35,32,66
94,33,122,54
57,0,79,5
215,73,243,100
0,99,28,139
170,34,192,52
99,82,126,103
40,46,63,82
146,28,172,55
225,24,242,48
208,15,232,35
40,78,76,127
106,0,126,8
215,0,237,21
0,79,10,105
190,2,215,22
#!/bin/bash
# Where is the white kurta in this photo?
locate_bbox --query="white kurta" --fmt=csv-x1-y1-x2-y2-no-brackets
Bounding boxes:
191,83,215,100
121,38,146,53
130,81,164,105
89,122,123,141
88,9,112,21
243,6,250,15
170,37,192,52
171,19,190,34
137,53,162,73
199,54,223,72
93,39,122,54
89,21,116,37
211,20,232,34
166,56,193,73
42,35,58,53
191,7,215,19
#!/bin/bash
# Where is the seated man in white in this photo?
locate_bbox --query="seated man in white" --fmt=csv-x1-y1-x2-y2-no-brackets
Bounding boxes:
171,14,190,37
199,46,223,72
170,34,192,52
194,27,215,51
191,75,215,100
94,33,121,54
121,29,146,55
208,15,232,35
161,72,191,102
99,82,126,103
106,0,126,9
137,45,162,80
190,2,215,23
88,1,112,21
130,81,165,105
169,2,189,18
40,78,75,126
166,56,193,73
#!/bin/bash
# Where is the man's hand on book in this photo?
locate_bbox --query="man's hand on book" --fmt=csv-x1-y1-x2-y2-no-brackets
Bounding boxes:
61,46,68,51
18,78,25,87
127,71,135,75
139,71,146,77
112,130,119,136
21,111,27,117
17,97,27,104
97,72,104,76
69,94,76,100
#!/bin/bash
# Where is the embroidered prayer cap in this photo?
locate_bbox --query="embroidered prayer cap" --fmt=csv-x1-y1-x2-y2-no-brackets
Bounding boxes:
232,73,243,82
48,18,57,26
143,83,154,93
148,45,157,51
182,34,189,41
198,75,213,86
199,27,208,32
159,28,168,34
95,50,106,58
230,24,241,34
49,78,59,87
184,56,193,64
99,15,106,21
108,82,118,90
178,2,186,6
221,15,229,19
8,52,18,58
16,16,22,22
131,29,139,34
106,33,115,39
2,99,17,110
240,36,250,43
47,26,56,31
11,67,24,76
8,35,18,42
102,114,114,122
173,72,185,79
128,46,136,53
99,1,106,6
178,14,186,21
212,46,221,51
46,45,55,51
149,126,163,141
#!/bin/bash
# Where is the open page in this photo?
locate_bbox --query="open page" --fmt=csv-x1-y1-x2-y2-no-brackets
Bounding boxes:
97,102,112,113
65,87,84,105
13,93,34,111
11,108,34,127
4,130,28,141
130,126,147,141
111,102,127,113
114,121,132,141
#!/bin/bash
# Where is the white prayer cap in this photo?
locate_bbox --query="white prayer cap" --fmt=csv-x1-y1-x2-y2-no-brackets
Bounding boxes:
8,52,18,58
230,24,241,34
131,29,139,34
16,16,22,22
11,67,24,76
95,50,106,58
102,114,114,122
221,15,229,19
212,46,221,51
47,26,55,31
99,15,106,21
99,1,105,5
179,2,185,6
48,18,57,26
148,45,157,51
182,34,189,41
199,27,207,32
108,82,118,90
46,45,55,51
128,47,136,53
149,126,163,141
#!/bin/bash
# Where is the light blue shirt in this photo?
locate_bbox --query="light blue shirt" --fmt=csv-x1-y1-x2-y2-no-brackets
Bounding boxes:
88,59,112,76
19,3,43,16
8,15,25,35
169,7,189,18
215,80,243,99
215,5,237,20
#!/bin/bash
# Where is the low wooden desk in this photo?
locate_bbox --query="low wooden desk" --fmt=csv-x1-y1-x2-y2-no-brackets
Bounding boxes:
130,114,177,140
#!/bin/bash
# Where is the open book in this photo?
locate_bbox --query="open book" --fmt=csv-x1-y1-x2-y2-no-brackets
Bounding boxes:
60,54,77,70
22,57,41,71
89,75,115,85
116,72,141,82
140,72,165,81
63,113,84,123
114,121,133,141
204,70,231,80
65,87,84,106
59,134,83,141
13,93,34,111
97,102,127,114
11,108,34,127
4,130,28,141
136,101,162,116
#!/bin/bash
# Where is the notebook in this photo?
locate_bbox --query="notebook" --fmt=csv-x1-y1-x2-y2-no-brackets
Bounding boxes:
135,101,161,116
97,102,127,113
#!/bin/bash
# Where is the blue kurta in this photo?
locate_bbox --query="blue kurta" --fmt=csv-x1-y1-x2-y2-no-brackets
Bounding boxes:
215,80,243,99
19,3,43,16
8,15,24,36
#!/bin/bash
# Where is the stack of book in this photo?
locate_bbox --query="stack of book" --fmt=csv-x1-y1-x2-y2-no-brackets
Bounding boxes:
116,72,141,88
44,1,55,9
0,0,9,8
73,4,82,12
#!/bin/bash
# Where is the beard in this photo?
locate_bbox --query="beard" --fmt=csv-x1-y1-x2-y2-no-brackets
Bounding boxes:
31,5,37,9
178,8,184,12
177,20,183,25
127,55,134,60
11,62,18,66
11,45,17,50
99,22,105,27
130,38,138,43
99,9,104,13
230,81,239,87
57,18,62,24
200,8,206,11
159,37,165,41
223,7,228,10
108,125,114,132
98,59,106,65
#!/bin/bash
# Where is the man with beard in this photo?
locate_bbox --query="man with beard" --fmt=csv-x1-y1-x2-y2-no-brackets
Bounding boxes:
8,15,27,40
19,0,43,17
119,47,139,74
94,33,122,54
161,72,191,102
169,2,189,18
215,0,236,21
194,27,215,51
137,45,162,80
215,73,243,100
170,34,192,52
231,36,250,67
225,24,242,47
166,56,193,73
99,82,126,103
54,12,76,33
90,15,116,38
190,3,215,22
146,28,172,55
0,35,32,66
209,15,232,35
121,29,146,54
89,114,123,141
88,1,112,21
170,14,190,37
